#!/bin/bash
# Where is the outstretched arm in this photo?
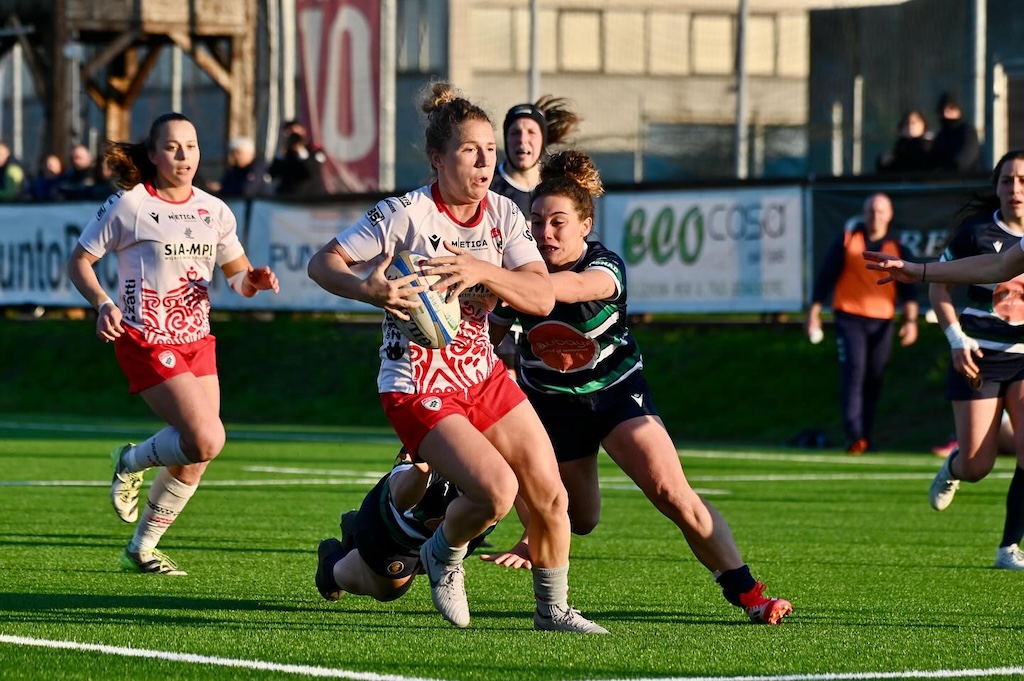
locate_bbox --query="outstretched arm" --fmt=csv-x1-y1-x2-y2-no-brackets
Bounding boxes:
864,245,1024,285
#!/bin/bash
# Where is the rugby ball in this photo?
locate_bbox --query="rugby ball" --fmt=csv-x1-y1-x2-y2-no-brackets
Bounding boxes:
385,250,462,349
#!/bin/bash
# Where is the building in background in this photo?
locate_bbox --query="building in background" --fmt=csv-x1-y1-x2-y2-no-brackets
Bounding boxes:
1,0,1020,192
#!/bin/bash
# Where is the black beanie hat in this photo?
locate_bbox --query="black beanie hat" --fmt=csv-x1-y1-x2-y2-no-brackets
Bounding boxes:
503,103,548,153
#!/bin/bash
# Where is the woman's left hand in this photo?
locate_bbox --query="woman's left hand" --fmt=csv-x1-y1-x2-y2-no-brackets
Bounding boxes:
247,265,280,293
479,540,532,570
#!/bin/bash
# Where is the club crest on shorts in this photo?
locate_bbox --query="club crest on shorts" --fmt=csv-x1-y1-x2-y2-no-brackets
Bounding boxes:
158,350,176,368
386,560,405,575
420,396,442,412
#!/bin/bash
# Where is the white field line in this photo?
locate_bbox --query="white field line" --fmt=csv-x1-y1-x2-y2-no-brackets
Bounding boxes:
2,634,1021,681
0,478,383,488
588,668,1024,681
0,634,442,680
0,421,398,443
5,472,1007,489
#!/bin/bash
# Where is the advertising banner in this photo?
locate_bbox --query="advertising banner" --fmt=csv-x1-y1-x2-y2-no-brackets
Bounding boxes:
0,199,256,311
601,187,805,313
296,0,381,192
245,199,377,311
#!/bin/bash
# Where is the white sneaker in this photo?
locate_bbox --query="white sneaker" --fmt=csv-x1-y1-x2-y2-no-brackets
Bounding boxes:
929,449,960,511
534,603,609,634
994,544,1024,571
109,443,146,523
418,541,470,628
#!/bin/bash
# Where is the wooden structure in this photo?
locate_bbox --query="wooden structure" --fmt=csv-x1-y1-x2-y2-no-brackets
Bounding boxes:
0,0,257,158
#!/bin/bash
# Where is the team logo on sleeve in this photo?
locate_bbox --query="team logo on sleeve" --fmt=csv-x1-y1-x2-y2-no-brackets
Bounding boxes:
490,227,504,254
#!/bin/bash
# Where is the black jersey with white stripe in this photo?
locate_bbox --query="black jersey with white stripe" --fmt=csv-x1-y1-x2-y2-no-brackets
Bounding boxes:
494,240,643,395
943,210,1024,352
378,462,461,546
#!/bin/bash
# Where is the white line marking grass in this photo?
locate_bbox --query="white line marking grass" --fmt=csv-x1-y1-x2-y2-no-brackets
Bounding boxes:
2,634,1022,681
611,670,1024,681
0,634,443,681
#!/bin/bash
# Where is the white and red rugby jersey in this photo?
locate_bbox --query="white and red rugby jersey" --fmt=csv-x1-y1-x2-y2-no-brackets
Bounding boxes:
336,183,542,395
78,183,245,345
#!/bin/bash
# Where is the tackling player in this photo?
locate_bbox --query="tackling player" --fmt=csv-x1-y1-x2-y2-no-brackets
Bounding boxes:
487,150,793,624
314,449,492,602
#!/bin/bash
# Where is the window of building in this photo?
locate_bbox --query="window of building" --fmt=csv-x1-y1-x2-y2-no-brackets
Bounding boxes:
745,15,776,76
604,11,645,75
649,11,690,76
559,11,602,72
691,14,734,75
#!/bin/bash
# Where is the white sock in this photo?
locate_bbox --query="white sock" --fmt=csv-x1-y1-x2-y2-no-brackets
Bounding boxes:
128,469,198,553
122,427,191,471
533,564,570,609
428,526,467,566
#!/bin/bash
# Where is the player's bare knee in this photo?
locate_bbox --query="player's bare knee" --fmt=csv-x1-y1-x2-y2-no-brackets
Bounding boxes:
524,480,568,519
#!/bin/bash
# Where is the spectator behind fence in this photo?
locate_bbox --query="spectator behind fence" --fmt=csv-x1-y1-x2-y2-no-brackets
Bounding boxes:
268,119,326,198
931,91,982,174
877,110,933,175
90,156,120,201
806,193,919,455
27,153,64,202
0,142,26,201
59,144,98,201
215,136,270,199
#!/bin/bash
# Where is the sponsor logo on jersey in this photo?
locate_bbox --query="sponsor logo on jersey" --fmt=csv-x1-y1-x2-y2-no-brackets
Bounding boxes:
123,279,138,322
95,204,108,220
428,234,442,251
421,396,442,411
167,213,198,222
398,194,412,207
367,205,385,225
158,350,176,368
386,560,406,575
527,322,599,372
631,393,644,407
164,242,215,259
384,198,399,214
522,223,535,241
995,241,1004,253
490,227,504,254
149,211,160,223
197,208,211,225
451,238,489,251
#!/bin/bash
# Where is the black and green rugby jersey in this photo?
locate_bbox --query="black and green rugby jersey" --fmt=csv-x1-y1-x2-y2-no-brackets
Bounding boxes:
493,240,643,395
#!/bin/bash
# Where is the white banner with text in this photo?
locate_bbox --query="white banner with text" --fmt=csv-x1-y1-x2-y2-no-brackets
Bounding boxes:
600,186,805,313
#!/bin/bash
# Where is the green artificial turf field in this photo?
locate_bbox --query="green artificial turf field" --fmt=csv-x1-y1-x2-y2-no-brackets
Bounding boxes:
1,419,1022,681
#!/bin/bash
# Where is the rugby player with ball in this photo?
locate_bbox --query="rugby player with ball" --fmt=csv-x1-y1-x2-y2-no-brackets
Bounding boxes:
307,82,606,633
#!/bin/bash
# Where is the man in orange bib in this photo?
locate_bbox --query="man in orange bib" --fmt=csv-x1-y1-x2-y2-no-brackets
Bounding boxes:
807,193,920,454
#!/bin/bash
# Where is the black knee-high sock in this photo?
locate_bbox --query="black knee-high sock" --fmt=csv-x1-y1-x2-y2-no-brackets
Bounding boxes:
1000,465,1024,548
717,565,757,607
